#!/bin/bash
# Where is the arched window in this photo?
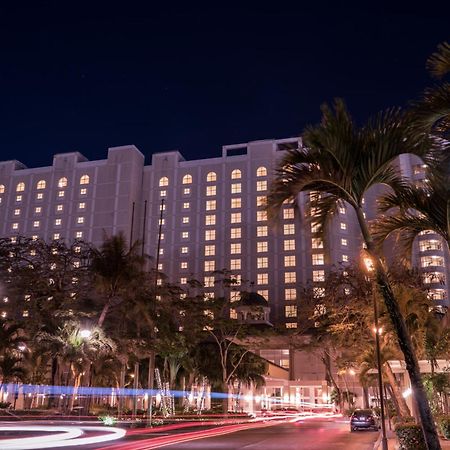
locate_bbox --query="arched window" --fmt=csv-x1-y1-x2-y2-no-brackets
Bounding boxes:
206,172,217,182
36,180,46,190
16,182,25,192
58,177,68,188
231,169,241,179
0,184,4,194
80,174,90,185
256,166,267,177
159,176,169,187
182,174,192,184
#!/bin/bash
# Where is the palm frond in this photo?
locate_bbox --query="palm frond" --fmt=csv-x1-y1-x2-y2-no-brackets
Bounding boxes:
427,42,450,79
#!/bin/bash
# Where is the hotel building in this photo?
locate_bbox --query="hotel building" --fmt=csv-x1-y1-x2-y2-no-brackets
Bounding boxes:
0,139,448,329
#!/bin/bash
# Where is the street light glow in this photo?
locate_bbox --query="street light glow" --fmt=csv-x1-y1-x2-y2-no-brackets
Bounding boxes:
80,329,91,338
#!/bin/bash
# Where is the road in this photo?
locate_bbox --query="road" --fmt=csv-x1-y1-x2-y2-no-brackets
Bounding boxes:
158,418,379,450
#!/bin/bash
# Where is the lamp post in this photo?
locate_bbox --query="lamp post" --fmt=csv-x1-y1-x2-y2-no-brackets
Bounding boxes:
364,257,388,450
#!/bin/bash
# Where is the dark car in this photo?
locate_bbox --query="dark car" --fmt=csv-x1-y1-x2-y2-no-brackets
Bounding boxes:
350,409,380,431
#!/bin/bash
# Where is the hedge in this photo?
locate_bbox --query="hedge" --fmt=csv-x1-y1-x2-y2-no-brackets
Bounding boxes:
395,423,426,450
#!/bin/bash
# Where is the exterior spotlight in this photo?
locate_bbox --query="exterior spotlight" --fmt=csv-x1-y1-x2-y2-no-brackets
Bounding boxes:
80,329,91,338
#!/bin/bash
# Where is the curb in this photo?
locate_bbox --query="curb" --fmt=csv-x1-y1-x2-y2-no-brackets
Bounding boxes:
373,431,382,450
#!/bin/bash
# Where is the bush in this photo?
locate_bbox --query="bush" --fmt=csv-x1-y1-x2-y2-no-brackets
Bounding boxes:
0,401,11,409
438,415,450,439
395,424,426,450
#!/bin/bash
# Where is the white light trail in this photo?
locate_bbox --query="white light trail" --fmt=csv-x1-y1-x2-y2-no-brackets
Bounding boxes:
0,425,126,449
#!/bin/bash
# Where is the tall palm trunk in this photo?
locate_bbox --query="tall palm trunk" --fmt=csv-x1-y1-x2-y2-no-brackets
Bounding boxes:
384,362,411,417
357,208,441,450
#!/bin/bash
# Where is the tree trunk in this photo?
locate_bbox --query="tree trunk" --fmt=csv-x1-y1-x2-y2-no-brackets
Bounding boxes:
384,362,411,417
363,386,370,409
356,210,441,449
386,383,401,417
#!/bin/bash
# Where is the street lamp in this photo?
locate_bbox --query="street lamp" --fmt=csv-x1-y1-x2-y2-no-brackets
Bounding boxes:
364,257,388,450
80,329,91,339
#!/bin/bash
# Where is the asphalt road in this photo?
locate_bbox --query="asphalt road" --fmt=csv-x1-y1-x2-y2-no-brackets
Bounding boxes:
159,418,379,450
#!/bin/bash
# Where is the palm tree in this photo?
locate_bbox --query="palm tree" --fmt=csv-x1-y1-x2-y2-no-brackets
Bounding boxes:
267,99,441,448
91,233,146,327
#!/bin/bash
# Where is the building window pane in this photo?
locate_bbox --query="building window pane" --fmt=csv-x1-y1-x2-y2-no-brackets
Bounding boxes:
182,174,193,184
231,169,241,179
256,166,267,177
257,226,268,237
230,227,241,239
284,239,295,251
206,171,217,182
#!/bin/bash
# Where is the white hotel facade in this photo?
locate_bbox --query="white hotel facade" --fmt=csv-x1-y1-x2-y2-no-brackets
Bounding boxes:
0,138,448,329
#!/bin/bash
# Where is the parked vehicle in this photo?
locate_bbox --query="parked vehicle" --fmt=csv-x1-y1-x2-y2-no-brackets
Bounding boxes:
350,409,380,431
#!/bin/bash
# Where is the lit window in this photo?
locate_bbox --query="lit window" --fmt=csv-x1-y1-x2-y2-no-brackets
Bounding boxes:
183,188,190,195
80,188,87,195
341,238,348,246
257,257,268,268
80,174,90,185
159,248,164,255
285,288,296,300
160,190,167,197
284,239,295,251
58,191,65,197
204,276,215,287
206,200,216,211
58,177,68,188
181,231,189,239
158,264,163,271
232,275,242,286
231,169,242,179
205,230,216,241
53,233,60,240
283,224,295,235
256,180,267,191
257,211,267,221
230,308,237,319
257,241,268,252
256,166,267,177
160,233,165,240
311,223,320,233
312,254,324,265
0,184,4,194
183,202,190,209
311,238,323,249
231,198,241,208
75,231,83,238
257,226,268,237
10,237,17,243
231,213,241,223
79,202,86,209
204,260,215,272
230,259,241,270
206,171,217,182
182,174,192,184
181,246,188,254
77,217,84,224
12,223,18,230
182,216,189,224
419,240,442,251
285,272,296,283
314,287,325,298
180,277,187,285
159,218,165,225
230,243,241,254
339,206,346,214
257,273,268,285
256,196,267,207
16,182,25,192
206,186,216,196
36,192,44,200
205,215,216,225
16,195,22,202
180,262,188,269
257,290,268,300
231,183,241,194
159,177,169,187
204,245,215,256
421,256,445,267
286,322,297,328
340,222,347,230
55,219,62,226
31,235,38,241
342,255,349,262
230,227,241,239
56,205,63,212
23,310,29,318
36,180,46,189
283,209,295,219
285,305,297,318
284,255,296,267
14,208,20,215
33,221,40,228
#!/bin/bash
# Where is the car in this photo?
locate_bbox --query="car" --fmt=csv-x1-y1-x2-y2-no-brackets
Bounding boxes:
350,409,380,431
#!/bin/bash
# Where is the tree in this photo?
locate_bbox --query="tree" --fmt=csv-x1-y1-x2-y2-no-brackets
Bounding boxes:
267,100,441,448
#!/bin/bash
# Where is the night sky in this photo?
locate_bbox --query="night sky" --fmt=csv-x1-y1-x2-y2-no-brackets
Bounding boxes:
1,2,449,168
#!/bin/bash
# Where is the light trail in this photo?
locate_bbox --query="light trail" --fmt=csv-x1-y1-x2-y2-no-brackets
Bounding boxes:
0,425,126,449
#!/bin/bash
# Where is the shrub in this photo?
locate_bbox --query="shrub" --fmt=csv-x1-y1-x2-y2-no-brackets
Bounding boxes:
0,401,11,409
438,415,450,439
392,416,415,426
395,424,426,450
